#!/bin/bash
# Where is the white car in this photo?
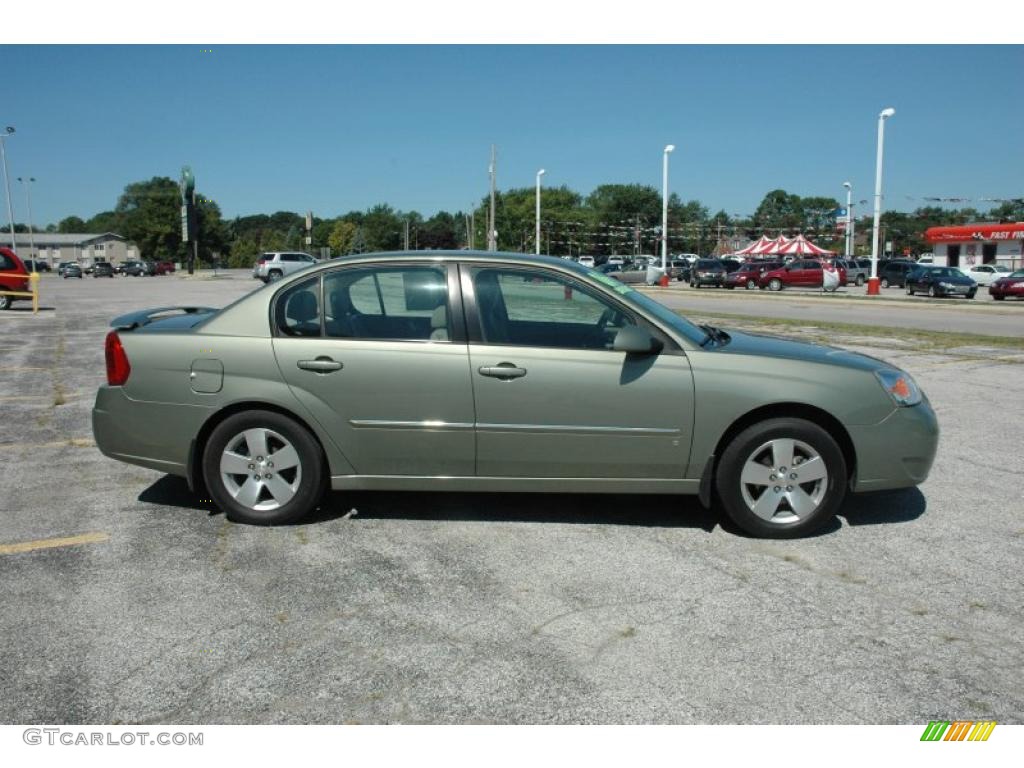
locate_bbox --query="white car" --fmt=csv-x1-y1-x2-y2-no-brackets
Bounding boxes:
961,264,1011,286
606,256,625,266
578,256,595,268
252,252,319,282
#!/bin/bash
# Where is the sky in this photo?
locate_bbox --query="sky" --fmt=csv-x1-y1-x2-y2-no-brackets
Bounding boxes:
4,44,1022,226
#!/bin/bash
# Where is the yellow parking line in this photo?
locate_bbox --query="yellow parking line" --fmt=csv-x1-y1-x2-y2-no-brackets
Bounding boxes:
0,532,110,555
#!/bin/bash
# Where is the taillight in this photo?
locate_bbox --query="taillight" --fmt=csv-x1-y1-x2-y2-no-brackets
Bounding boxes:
105,331,131,386
257,258,267,265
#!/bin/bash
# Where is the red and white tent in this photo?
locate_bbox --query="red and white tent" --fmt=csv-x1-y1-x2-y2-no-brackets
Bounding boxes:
776,234,834,257
733,235,775,256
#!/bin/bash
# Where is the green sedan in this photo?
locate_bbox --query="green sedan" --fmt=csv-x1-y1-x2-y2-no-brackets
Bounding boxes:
92,251,938,538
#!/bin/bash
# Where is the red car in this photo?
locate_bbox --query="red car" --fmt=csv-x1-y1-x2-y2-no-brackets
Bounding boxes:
725,260,783,289
0,247,31,310
758,259,847,291
989,269,1024,301
157,260,176,273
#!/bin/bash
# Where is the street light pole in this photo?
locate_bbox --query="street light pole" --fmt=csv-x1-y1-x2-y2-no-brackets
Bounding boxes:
488,144,497,251
842,181,852,257
868,108,895,296
0,126,16,251
18,177,36,261
661,144,675,274
535,168,545,255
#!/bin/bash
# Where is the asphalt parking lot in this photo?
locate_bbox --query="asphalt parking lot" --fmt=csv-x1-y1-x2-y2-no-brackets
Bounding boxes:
1,271,1022,724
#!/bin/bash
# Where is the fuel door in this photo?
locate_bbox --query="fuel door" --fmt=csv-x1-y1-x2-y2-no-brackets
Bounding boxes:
190,359,223,394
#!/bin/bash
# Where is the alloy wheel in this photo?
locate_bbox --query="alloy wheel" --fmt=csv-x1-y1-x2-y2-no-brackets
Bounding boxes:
219,428,302,511
738,438,829,525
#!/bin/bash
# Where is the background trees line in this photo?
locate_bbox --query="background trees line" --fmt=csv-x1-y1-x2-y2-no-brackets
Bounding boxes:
20,176,1024,266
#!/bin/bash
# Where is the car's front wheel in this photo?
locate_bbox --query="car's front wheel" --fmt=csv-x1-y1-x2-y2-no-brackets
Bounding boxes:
881,277,890,288
768,278,783,291
856,275,865,286
906,286,914,295
715,417,847,538
202,410,325,525
0,294,10,310
928,285,937,298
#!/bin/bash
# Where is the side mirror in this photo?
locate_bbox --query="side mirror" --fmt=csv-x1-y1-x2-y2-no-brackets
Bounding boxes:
612,325,663,355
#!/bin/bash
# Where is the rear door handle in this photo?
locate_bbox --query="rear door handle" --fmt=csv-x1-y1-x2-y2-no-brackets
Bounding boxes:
297,357,343,373
478,363,527,380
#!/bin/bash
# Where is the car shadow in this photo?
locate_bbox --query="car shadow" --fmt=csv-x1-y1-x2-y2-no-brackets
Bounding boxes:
136,476,927,533
838,487,927,526
4,305,56,312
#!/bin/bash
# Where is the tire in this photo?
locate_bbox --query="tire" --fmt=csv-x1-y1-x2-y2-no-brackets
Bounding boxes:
967,290,976,299
0,294,10,310
202,410,325,526
855,275,865,286
746,280,757,290
928,285,937,298
906,286,914,295
768,278,783,292
881,277,890,289
715,417,847,538
994,295,1005,301
268,270,283,282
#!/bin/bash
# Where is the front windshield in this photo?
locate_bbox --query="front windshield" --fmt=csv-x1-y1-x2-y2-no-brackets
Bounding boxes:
1009,269,1024,278
583,266,709,345
928,267,962,278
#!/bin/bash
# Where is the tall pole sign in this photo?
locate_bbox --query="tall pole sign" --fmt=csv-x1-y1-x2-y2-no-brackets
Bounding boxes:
180,166,197,275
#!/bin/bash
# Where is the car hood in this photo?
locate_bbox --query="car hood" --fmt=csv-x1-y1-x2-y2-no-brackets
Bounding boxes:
710,330,886,373
934,274,975,284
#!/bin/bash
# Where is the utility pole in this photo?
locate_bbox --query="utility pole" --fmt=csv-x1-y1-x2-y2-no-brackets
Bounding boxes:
404,218,410,250
488,144,497,251
18,177,36,259
0,127,16,251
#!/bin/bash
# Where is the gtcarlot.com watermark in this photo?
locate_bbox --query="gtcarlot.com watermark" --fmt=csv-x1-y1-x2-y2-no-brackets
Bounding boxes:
23,728,203,747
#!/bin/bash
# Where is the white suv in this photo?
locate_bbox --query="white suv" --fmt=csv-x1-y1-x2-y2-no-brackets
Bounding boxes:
252,252,318,282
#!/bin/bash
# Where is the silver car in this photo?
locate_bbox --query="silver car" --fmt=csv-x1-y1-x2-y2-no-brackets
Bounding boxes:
252,251,319,282
93,251,938,538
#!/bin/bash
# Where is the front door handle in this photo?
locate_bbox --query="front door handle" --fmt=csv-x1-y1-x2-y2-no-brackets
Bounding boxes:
478,362,527,380
297,356,343,374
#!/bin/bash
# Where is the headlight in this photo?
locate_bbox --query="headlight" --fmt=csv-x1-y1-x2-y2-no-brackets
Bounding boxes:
938,282,954,289
875,369,922,407
1012,281,1024,289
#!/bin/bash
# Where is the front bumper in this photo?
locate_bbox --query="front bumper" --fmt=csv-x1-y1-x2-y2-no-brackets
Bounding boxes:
92,386,215,478
693,274,725,286
990,283,1024,297
847,400,939,492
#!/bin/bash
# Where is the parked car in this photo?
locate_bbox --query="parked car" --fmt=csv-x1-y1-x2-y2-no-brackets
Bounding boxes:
577,256,595,269
606,256,625,267
0,247,31,309
57,262,73,276
725,261,783,290
603,261,650,285
21,258,51,273
157,260,176,274
62,263,83,279
251,253,317,282
758,260,848,291
120,261,146,276
878,260,917,288
833,258,869,286
84,260,108,275
916,253,935,265
989,269,1024,301
720,258,743,274
92,250,938,539
689,259,727,288
93,262,116,278
905,266,977,299
667,259,690,281
960,263,1011,286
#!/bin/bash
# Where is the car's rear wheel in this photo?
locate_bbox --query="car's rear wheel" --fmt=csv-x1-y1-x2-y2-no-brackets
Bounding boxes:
746,280,756,290
906,286,914,295
715,418,847,538
855,274,865,286
768,278,783,291
268,269,283,282
0,294,10,310
994,294,1005,301
966,290,976,299
881,277,891,288
203,410,324,525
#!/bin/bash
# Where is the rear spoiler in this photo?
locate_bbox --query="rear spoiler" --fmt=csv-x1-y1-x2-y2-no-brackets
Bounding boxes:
110,306,217,330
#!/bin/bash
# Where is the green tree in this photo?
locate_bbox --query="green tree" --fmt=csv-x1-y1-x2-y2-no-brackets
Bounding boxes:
328,220,358,254
754,189,805,231
114,177,180,259
57,215,86,233
86,210,122,234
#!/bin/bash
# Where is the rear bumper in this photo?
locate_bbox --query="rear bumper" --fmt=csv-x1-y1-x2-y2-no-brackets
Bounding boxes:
848,401,939,492
92,386,215,478
989,284,1024,297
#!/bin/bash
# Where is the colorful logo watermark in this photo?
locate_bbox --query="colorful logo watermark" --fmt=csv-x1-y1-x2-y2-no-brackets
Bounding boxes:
920,720,996,741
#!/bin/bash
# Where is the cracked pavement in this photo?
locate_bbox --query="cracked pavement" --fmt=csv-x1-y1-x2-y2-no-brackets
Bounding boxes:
1,271,1022,723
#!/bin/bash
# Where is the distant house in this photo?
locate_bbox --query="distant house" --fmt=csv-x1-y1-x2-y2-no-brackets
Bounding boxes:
11,232,140,265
